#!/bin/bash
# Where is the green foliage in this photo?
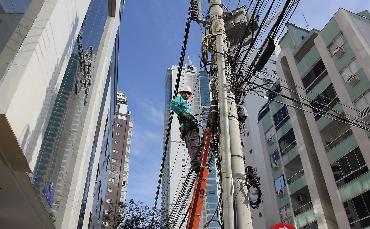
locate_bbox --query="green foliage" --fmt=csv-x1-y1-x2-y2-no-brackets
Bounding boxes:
120,199,161,229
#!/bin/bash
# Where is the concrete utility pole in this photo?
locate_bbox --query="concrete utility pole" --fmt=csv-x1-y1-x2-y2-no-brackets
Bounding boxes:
228,93,253,228
208,0,235,228
208,0,252,228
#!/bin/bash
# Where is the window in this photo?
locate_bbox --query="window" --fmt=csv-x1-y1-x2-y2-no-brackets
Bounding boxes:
106,199,111,203
273,106,289,130
331,148,368,188
302,60,327,92
355,91,370,118
328,33,345,56
343,190,370,228
258,103,270,121
278,129,296,156
311,84,338,120
111,159,116,163
108,188,112,192
340,59,360,83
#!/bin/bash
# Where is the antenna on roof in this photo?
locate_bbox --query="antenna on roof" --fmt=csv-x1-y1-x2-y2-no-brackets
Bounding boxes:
302,13,310,30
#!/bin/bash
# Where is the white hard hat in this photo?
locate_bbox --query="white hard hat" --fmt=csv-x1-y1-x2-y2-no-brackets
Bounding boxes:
179,85,192,95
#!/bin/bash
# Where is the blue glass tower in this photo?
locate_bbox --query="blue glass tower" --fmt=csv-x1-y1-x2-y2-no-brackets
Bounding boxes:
199,71,222,229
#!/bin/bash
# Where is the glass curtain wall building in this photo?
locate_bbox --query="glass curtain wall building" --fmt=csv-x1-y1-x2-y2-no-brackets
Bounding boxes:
198,70,221,229
78,36,120,229
32,0,109,219
0,0,121,228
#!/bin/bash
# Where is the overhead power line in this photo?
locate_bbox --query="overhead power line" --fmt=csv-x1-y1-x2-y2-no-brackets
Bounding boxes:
249,82,370,132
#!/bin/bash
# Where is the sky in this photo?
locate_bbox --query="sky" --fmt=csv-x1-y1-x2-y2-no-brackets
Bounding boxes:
118,0,369,206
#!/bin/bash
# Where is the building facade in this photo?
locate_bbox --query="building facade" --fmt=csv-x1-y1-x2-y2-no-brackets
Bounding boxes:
258,9,370,229
101,92,132,229
162,59,221,228
0,0,123,228
236,49,280,228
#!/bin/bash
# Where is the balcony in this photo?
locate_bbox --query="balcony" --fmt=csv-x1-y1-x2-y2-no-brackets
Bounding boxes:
296,48,320,76
294,209,316,229
316,102,343,130
313,97,339,121
287,169,305,186
280,141,297,157
305,70,328,94
293,201,313,216
277,187,290,208
325,128,352,152
276,119,292,137
288,173,306,194
281,144,298,166
327,134,357,164
339,172,370,202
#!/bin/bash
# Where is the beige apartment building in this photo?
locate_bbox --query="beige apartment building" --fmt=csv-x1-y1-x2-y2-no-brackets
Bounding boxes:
258,9,370,229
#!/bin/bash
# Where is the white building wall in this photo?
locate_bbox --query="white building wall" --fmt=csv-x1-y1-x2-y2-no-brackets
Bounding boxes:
240,50,281,227
0,0,91,170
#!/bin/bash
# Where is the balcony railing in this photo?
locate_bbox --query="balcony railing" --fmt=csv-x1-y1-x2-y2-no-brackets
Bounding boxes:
305,69,327,93
336,166,369,188
314,97,339,120
281,141,297,157
287,169,305,185
325,128,352,151
275,115,289,130
294,201,313,216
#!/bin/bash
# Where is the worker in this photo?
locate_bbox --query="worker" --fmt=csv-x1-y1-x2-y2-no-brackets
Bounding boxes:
171,85,200,172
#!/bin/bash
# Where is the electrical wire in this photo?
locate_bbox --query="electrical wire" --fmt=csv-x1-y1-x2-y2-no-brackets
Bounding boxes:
150,2,196,227
249,82,370,132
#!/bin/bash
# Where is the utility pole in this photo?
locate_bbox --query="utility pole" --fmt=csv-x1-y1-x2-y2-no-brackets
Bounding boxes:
228,93,253,228
208,0,235,228
208,0,252,228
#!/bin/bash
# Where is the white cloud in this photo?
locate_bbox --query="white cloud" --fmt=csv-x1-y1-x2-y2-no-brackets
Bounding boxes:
138,99,164,126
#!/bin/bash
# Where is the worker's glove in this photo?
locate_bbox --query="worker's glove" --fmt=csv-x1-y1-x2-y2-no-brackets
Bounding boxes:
179,112,196,123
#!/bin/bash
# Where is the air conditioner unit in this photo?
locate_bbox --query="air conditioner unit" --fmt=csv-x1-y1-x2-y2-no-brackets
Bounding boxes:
333,46,345,58
346,74,360,86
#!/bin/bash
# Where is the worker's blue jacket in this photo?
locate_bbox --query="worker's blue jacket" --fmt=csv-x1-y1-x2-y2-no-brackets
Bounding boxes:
170,96,194,124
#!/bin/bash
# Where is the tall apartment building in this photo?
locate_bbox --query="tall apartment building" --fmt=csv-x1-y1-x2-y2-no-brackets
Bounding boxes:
258,9,370,229
101,92,132,229
162,59,221,228
0,0,123,228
